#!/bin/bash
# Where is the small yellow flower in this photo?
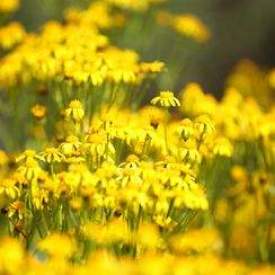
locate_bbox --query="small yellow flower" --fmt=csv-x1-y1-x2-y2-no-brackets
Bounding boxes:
135,223,160,249
0,150,9,166
84,131,115,160
0,237,24,274
0,178,19,199
64,100,85,122
69,197,83,211
0,22,25,50
39,147,64,163
31,104,47,119
0,0,19,13
213,137,233,157
8,201,24,220
38,233,76,259
172,14,210,43
169,228,222,254
120,154,140,169
16,150,39,163
176,119,194,141
151,91,180,107
17,158,42,181
140,61,165,73
231,166,248,184
59,135,82,160
194,115,215,137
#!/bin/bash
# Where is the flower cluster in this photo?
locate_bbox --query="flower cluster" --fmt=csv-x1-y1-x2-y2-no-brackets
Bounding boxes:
3,96,211,237
0,21,163,87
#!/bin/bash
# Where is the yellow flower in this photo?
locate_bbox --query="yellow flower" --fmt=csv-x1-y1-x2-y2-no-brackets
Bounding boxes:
31,104,47,119
194,115,215,137
135,223,161,249
140,61,165,74
0,22,25,50
176,119,194,141
16,149,39,163
169,228,223,254
157,12,210,42
0,237,24,274
83,219,131,244
64,100,85,123
17,158,42,181
229,166,248,195
83,131,115,162
38,233,76,259
151,91,180,107
180,82,217,116
8,200,24,219
0,150,9,166
213,137,233,157
65,2,113,29
69,197,83,210
0,178,19,199
140,106,167,128
173,14,210,42
39,147,64,163
0,0,19,13
120,154,140,168
59,135,81,157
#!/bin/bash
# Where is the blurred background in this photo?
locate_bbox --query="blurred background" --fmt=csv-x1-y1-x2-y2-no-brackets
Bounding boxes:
12,0,275,97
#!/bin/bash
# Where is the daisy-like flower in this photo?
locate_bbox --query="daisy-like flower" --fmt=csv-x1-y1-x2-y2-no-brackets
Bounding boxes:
64,100,85,123
151,91,180,107
39,147,64,163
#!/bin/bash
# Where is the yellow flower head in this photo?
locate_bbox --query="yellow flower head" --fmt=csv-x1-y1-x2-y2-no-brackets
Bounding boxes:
40,147,64,163
0,150,9,166
17,158,42,181
0,22,25,50
64,100,85,123
169,228,223,254
38,233,76,259
157,12,210,43
0,0,19,13
16,149,37,163
59,135,81,157
194,115,215,137
180,82,217,117
213,137,233,157
0,237,24,274
31,104,47,119
140,61,165,74
151,91,180,107
176,119,194,141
